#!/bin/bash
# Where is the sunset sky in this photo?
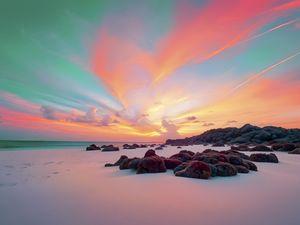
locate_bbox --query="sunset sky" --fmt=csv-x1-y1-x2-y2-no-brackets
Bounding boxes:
0,0,300,141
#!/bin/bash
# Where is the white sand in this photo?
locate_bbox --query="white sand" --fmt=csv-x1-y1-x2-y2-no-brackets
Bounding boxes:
0,145,300,225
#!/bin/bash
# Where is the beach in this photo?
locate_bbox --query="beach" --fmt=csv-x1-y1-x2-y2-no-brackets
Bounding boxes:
0,145,300,225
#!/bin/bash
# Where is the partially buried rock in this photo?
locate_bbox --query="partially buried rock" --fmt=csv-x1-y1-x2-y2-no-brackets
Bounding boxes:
102,146,119,152
136,155,166,174
251,144,272,152
288,148,300,154
234,165,249,173
164,158,182,169
215,163,238,176
281,143,296,152
105,155,128,167
243,160,258,171
175,161,211,179
86,144,101,151
250,153,279,163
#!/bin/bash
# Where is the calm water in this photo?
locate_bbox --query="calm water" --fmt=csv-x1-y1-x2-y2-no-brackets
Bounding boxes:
0,140,157,151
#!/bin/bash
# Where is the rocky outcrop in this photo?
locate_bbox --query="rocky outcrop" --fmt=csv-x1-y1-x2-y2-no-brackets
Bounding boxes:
166,124,300,145
86,144,101,151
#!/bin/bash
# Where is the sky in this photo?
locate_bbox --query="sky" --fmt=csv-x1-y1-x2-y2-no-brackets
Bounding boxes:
0,0,300,141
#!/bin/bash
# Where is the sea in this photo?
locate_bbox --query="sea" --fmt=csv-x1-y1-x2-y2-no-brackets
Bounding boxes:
0,140,158,151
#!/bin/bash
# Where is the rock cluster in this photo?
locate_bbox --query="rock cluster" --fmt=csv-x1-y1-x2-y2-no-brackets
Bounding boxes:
86,144,119,152
104,148,276,180
166,124,300,146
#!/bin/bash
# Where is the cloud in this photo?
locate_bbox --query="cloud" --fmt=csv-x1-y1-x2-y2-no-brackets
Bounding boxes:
40,106,58,120
202,122,215,127
186,116,197,121
227,120,238,124
161,119,181,139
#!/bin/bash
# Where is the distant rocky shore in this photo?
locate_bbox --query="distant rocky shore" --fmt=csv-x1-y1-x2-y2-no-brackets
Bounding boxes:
165,124,300,146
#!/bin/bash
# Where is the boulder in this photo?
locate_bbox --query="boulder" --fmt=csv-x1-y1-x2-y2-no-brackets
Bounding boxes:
175,161,211,179
271,143,283,151
102,146,119,152
144,149,156,157
251,144,272,152
234,165,249,173
288,148,300,154
170,152,192,162
104,155,128,167
173,162,189,174
136,155,167,174
86,144,101,151
215,163,238,176
243,160,258,171
128,158,141,169
250,153,279,163
227,155,244,165
164,158,182,169
281,143,296,152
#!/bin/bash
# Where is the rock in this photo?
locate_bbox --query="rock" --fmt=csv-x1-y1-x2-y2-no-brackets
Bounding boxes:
173,162,189,174
128,158,141,169
144,149,156,157
271,143,283,151
288,148,300,154
250,153,279,163
203,149,219,154
177,146,182,149
104,155,128,167
101,144,114,148
227,155,244,165
164,159,182,169
234,165,249,173
102,146,119,152
170,152,192,162
136,155,167,174
281,143,296,152
215,163,238,176
175,161,211,179
155,146,163,150
179,150,195,156
212,141,225,147
208,164,218,177
251,144,272,152
219,150,250,160
123,144,136,149
86,144,101,151
119,158,132,170
243,160,258,171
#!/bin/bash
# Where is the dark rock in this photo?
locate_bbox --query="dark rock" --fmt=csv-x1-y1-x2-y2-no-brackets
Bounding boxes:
281,143,296,152
144,149,156,157
86,144,101,151
102,146,119,152
164,159,182,169
136,155,166,174
173,162,189,174
212,141,225,147
170,152,192,162
128,158,141,169
250,153,279,163
155,146,163,150
123,144,136,149
101,144,114,148
215,163,238,176
177,146,182,149
243,160,258,171
234,165,249,173
231,144,250,151
271,143,283,151
179,150,195,156
251,144,272,152
175,161,211,179
227,155,244,165
104,155,128,167
288,148,300,154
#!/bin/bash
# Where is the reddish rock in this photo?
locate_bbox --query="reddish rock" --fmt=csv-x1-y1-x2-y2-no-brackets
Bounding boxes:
175,161,211,179
144,149,156,157
215,163,238,176
250,153,279,163
136,155,167,174
234,165,249,173
164,158,182,169
251,144,272,152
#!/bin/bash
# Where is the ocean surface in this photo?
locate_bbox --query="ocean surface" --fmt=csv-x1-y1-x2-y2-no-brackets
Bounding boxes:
0,140,157,151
